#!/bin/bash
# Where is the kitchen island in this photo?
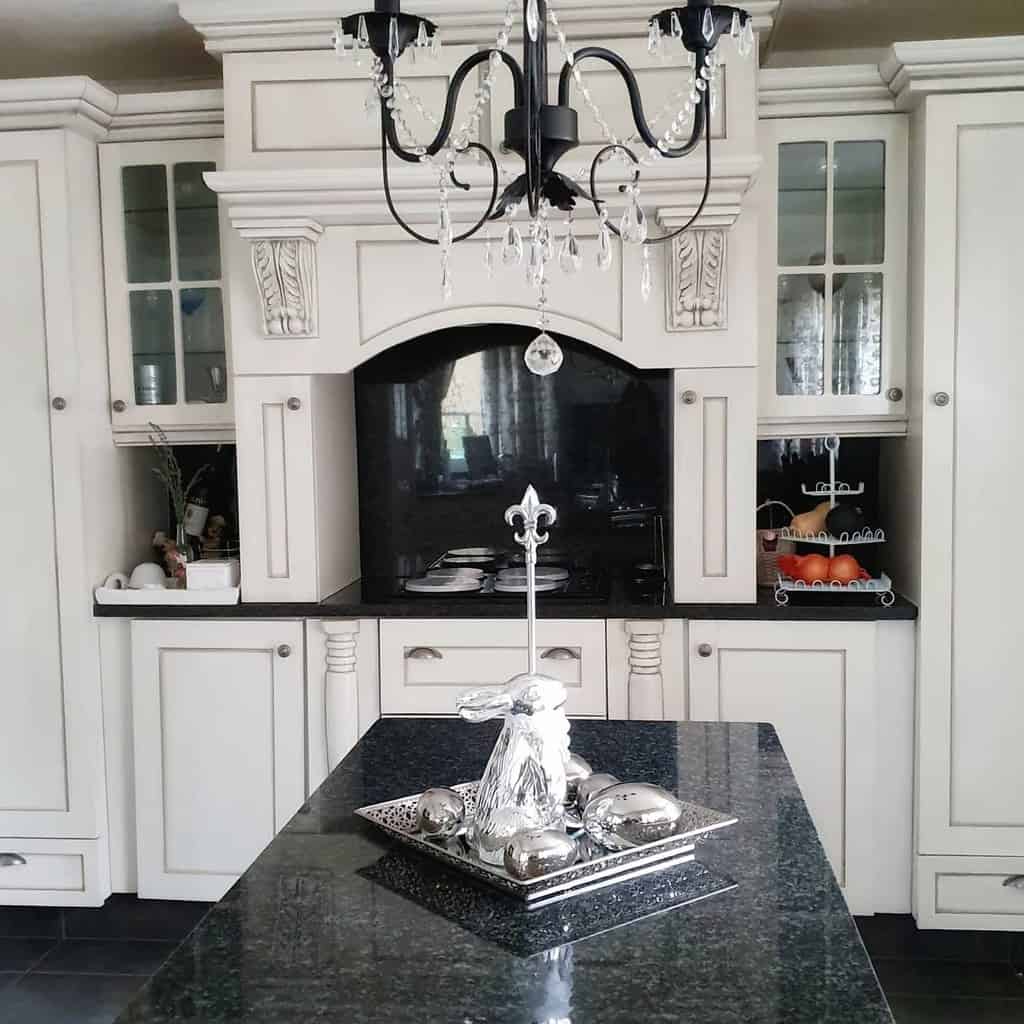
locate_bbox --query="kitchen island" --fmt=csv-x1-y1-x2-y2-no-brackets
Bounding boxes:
115,719,892,1023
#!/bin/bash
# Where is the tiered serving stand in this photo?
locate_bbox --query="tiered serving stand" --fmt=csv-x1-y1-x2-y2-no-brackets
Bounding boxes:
774,436,895,607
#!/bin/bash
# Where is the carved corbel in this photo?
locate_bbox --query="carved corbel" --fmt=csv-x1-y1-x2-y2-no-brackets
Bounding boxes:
236,219,324,339
667,227,727,331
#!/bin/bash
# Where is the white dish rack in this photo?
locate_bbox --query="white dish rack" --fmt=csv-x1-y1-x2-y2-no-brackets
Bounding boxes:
773,436,894,606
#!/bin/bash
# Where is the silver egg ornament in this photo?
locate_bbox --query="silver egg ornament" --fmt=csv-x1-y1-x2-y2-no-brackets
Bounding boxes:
503,828,578,880
564,752,593,804
575,772,620,811
415,787,466,838
582,782,685,851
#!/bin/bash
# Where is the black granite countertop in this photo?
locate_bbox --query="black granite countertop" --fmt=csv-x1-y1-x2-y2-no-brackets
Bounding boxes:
94,580,917,621
115,719,892,1024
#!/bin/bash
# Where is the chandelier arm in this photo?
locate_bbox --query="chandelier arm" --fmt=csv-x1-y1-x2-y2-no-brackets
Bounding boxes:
381,50,524,163
586,100,713,245
558,46,705,158
380,116,500,244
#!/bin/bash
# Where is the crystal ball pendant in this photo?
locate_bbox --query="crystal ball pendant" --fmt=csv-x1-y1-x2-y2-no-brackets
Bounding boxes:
524,332,563,376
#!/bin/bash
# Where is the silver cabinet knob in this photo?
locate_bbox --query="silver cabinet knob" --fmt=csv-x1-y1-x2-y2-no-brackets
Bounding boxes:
0,853,27,867
933,391,951,407
286,397,302,411
697,642,713,658
540,647,580,661
51,396,67,411
1003,875,1024,890
405,646,443,660
276,644,292,658
885,387,904,402
112,399,127,413
681,390,698,406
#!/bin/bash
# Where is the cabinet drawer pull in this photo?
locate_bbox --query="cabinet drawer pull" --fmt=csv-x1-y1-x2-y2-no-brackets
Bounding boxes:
276,644,292,658
933,391,951,407
540,647,580,661
112,399,127,413
681,390,698,406
286,396,302,411
406,647,443,660
0,853,26,867
51,396,67,411
1002,875,1024,890
697,643,713,658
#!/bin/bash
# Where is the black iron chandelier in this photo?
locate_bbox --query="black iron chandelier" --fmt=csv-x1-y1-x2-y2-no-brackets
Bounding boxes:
332,0,753,373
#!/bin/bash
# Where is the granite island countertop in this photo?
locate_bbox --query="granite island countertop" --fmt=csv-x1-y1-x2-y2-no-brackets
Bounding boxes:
115,719,892,1023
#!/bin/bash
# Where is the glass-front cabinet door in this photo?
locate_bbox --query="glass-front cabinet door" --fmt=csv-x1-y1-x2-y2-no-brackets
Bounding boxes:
758,115,908,434
100,139,232,441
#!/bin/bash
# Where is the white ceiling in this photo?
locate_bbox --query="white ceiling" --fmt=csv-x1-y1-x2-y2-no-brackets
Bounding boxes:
0,0,1022,85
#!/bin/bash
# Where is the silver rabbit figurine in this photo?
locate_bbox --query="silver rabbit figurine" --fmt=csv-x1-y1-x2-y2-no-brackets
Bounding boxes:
456,486,571,865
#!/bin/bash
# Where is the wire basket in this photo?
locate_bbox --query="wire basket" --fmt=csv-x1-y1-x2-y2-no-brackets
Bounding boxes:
755,500,796,587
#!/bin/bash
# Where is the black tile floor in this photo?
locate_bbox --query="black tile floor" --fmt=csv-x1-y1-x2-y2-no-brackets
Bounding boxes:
0,900,1021,1022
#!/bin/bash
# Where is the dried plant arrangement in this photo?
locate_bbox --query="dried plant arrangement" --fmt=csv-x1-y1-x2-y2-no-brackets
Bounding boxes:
147,423,211,526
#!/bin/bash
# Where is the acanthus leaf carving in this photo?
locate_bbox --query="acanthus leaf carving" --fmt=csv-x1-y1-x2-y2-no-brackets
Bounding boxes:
250,236,319,338
667,227,727,332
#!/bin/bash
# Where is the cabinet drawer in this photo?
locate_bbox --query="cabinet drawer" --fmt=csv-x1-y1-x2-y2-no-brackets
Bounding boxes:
916,856,1024,930
380,620,607,718
0,839,108,907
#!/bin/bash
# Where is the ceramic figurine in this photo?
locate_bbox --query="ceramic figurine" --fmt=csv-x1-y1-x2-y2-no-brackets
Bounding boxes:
456,486,573,865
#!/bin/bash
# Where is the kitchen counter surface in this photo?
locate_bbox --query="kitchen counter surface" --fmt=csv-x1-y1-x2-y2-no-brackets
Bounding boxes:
94,579,917,621
115,718,891,1024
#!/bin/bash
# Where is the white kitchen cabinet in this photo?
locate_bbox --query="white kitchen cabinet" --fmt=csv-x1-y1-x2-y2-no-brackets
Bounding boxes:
379,619,608,718
756,115,908,436
688,620,881,913
100,138,233,443
894,92,1024,928
234,373,360,603
131,620,306,900
0,129,114,905
672,368,757,603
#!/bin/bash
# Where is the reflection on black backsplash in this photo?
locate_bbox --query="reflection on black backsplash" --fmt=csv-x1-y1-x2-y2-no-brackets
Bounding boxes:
355,326,670,578
757,437,882,575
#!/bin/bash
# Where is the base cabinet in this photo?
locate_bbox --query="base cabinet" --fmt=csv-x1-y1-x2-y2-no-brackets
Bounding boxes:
688,619,896,914
915,856,1024,930
131,620,306,900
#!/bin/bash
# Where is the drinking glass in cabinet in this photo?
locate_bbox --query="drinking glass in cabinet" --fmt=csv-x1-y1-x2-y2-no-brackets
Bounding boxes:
129,290,176,404
778,142,826,266
174,163,221,282
834,141,885,266
832,273,882,396
181,288,227,403
122,165,170,284
777,274,825,396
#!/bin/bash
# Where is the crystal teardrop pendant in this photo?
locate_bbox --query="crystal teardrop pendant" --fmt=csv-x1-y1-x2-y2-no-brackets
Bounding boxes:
640,245,653,302
416,21,429,49
431,27,442,59
388,16,400,59
738,17,754,57
524,332,564,376
558,229,582,274
619,189,648,245
730,10,741,37
332,21,347,57
526,233,545,288
526,0,540,42
357,15,370,49
670,11,682,40
501,220,523,266
597,218,614,271
484,230,495,278
437,204,453,252
702,7,715,43
440,255,453,301
647,19,662,57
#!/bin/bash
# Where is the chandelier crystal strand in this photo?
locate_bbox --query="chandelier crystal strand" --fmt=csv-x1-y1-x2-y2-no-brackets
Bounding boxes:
558,210,582,274
524,274,564,376
502,209,524,265
332,19,348,57
738,16,755,57
484,228,495,277
640,243,653,302
597,207,613,271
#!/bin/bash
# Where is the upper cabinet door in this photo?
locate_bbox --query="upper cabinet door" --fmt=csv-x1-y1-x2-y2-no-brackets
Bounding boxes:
757,115,908,435
100,139,233,443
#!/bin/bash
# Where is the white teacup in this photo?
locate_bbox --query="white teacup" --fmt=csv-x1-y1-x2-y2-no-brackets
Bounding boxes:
128,563,167,590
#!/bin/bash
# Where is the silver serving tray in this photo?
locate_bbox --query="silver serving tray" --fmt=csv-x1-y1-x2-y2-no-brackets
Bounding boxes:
355,781,737,904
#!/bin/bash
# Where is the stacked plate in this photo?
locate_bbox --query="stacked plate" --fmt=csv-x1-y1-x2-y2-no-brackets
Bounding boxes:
405,575,482,594
494,566,569,593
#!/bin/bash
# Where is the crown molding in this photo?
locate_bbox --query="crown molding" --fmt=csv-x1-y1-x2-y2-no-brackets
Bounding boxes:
204,153,762,229
107,88,225,141
0,76,117,137
178,0,780,54
758,64,895,118
882,35,1024,109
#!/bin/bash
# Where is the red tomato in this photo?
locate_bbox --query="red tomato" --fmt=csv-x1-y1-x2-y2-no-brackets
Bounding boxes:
828,554,862,584
795,554,830,583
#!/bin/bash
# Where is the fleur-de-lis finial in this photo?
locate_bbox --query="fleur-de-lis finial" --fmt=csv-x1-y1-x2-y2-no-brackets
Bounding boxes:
504,485,557,563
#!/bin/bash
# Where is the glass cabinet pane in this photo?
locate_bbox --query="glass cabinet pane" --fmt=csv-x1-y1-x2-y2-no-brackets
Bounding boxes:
174,162,221,281
181,288,227,404
777,274,825,395
778,142,827,266
832,272,882,395
122,166,171,284
834,141,885,265
129,290,176,405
